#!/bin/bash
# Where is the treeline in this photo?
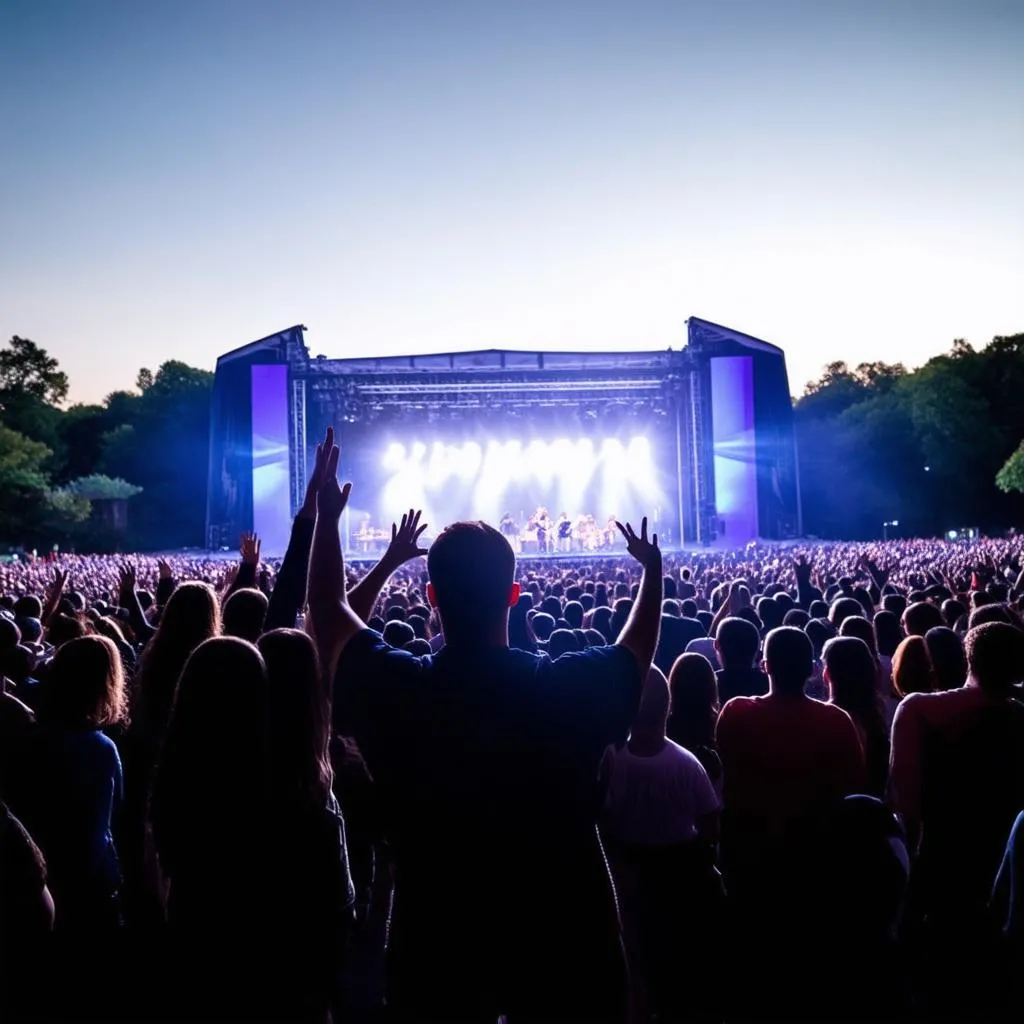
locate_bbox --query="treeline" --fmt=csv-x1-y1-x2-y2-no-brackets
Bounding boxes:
2,331,1023,552
0,337,212,552
795,334,1024,539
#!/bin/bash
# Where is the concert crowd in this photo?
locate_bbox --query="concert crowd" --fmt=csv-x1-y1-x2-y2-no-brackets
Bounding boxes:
2,428,1024,1022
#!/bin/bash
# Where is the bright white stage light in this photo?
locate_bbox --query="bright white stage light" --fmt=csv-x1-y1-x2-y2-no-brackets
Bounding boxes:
410,442,427,464
427,442,448,481
451,442,482,478
524,440,551,481
628,436,650,458
383,442,407,472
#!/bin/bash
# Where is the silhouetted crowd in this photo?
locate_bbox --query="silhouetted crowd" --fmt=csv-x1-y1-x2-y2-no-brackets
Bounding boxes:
2,433,1024,1022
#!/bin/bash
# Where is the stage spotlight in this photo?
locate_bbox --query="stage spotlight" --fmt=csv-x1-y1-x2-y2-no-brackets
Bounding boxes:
382,442,406,471
457,442,483,478
628,437,650,458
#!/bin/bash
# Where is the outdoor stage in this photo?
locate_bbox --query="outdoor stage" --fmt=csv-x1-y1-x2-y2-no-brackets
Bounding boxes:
205,319,802,557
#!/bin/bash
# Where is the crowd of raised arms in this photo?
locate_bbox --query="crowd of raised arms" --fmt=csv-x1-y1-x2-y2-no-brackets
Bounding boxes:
2,428,1024,1023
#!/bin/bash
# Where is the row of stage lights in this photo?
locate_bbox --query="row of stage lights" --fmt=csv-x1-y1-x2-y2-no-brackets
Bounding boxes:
381,437,652,480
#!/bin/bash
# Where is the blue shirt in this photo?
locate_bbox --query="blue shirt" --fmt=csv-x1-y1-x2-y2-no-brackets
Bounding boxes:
26,728,123,903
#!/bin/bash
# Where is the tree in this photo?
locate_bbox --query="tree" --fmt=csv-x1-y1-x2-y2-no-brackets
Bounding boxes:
61,474,143,501
797,362,868,422
136,367,154,392
852,361,906,392
996,442,1024,495
100,361,214,549
0,336,69,404
40,489,92,541
0,424,52,541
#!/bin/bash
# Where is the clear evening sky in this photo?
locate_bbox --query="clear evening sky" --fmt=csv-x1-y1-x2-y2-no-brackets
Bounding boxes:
2,0,1021,405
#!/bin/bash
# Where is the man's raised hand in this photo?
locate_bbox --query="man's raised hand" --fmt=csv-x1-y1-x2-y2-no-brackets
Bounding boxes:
118,563,136,596
298,438,326,519
384,509,429,566
794,554,813,583
615,517,660,570
315,426,352,522
240,532,262,565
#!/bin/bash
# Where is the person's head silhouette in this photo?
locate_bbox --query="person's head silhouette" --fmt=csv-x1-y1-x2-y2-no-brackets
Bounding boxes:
426,522,520,648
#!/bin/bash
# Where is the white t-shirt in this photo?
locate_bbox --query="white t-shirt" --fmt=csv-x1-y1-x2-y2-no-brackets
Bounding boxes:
603,739,720,846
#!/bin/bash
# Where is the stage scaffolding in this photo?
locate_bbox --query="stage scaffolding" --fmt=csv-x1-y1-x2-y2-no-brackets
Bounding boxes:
206,319,801,551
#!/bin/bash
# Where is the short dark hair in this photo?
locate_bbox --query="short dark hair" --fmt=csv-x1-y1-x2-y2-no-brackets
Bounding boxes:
829,597,864,629
715,617,760,671
968,603,1014,630
531,612,556,642
902,601,943,637
547,629,580,659
563,601,584,630
783,608,810,629
14,596,42,620
764,627,814,695
222,588,268,645
382,620,415,649
427,522,515,643
965,622,1024,695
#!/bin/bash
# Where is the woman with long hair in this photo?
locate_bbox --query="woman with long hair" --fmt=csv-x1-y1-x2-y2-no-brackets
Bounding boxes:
120,582,221,932
823,637,890,797
26,635,126,932
924,626,968,692
131,582,221,750
152,636,272,1019
666,652,722,792
258,628,356,1021
892,635,935,699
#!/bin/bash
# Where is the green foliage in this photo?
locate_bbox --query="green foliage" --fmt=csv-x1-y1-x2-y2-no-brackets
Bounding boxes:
996,443,1024,495
796,333,1024,537
43,488,92,528
0,336,69,404
99,361,213,549
60,474,143,501
0,425,53,541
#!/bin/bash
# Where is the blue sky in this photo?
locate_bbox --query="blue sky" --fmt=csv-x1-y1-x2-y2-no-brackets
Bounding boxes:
2,0,1021,404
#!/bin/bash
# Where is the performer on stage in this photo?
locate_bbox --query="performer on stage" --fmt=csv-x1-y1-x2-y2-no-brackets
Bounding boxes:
535,507,551,554
500,511,520,553
605,515,618,549
556,512,572,553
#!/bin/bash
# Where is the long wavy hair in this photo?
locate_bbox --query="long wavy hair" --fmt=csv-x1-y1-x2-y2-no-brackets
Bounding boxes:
132,582,221,748
257,628,332,807
666,652,720,752
43,635,127,729
152,637,269,876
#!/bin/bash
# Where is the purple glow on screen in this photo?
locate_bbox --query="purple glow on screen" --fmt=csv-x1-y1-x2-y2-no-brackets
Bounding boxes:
251,364,291,556
710,356,758,544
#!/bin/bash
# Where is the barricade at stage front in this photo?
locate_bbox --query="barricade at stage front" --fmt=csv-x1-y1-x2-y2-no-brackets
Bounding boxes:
205,319,801,556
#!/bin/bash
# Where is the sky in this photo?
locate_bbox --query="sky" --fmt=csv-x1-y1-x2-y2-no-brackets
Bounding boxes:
1,0,1022,405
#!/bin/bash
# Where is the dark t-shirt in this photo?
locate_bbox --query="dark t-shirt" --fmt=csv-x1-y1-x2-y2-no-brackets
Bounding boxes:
334,632,641,944
716,666,770,704
655,615,706,675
